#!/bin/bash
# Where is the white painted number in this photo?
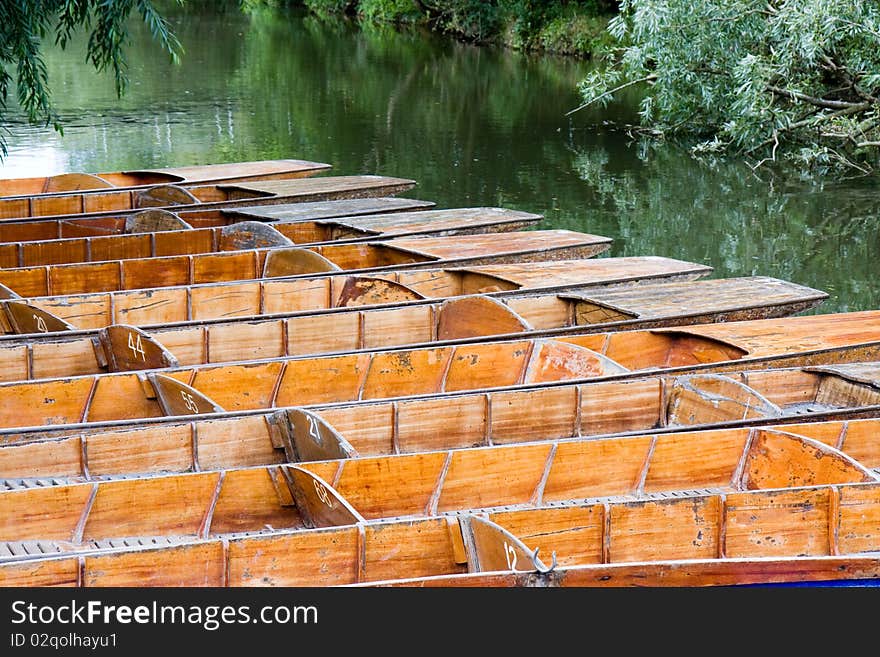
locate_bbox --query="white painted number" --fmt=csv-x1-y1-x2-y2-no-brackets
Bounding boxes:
180,390,199,413
128,332,146,361
307,414,321,443
504,541,517,570
314,480,334,508
33,314,48,333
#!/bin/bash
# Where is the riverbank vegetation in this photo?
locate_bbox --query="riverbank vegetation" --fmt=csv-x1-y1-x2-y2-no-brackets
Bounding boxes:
271,0,880,174
294,1,619,57
3,0,879,177
572,0,880,173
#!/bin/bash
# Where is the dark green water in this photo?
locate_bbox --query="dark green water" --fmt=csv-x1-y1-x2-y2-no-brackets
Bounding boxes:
3,5,879,313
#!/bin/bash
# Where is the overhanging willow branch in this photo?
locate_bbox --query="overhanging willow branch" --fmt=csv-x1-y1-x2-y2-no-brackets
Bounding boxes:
566,74,658,117
767,85,871,111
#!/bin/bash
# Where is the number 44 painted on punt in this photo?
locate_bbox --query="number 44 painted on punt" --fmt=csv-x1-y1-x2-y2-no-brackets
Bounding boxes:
128,331,146,361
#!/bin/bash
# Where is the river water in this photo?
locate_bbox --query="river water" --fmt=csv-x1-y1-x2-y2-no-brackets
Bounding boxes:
2,5,879,314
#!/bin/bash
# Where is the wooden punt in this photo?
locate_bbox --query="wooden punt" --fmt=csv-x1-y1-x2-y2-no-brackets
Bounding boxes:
3,309,880,434
2,469,880,587
7,360,880,482
0,256,713,334
357,554,880,588
0,197,440,244
0,174,418,222
0,421,874,549
0,229,611,302
0,207,545,269
0,276,826,381
0,159,332,198
0,377,878,484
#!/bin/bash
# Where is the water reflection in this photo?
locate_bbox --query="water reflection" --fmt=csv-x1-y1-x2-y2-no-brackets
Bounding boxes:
1,5,878,313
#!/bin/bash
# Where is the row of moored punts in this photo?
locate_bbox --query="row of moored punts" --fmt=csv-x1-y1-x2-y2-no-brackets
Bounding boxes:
2,159,880,588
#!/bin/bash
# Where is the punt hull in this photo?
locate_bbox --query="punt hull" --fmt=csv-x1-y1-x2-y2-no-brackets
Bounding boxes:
0,175,417,222
0,256,713,335
0,207,544,269
0,276,826,382
0,159,332,198
3,311,880,433
3,480,880,587
0,197,438,244
0,229,611,299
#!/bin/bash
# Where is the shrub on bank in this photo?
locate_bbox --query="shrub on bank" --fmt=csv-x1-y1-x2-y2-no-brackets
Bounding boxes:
296,0,619,57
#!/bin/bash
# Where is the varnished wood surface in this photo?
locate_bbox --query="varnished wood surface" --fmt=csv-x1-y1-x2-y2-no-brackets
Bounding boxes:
0,275,827,381
0,175,417,222
0,256,710,334
4,311,880,431
4,479,880,586
0,230,611,298
0,207,544,268
356,555,880,587
7,362,880,482
8,362,880,458
0,197,437,244
0,159,332,198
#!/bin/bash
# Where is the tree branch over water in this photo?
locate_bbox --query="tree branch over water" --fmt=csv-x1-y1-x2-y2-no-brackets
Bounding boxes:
566,75,657,116
573,0,880,174
0,0,182,159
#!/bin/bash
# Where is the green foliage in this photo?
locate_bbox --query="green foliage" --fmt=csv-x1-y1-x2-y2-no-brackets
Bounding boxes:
423,1,503,42
533,13,615,57
302,0,355,14
573,0,880,173
357,0,421,24
0,0,182,158
299,1,618,54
